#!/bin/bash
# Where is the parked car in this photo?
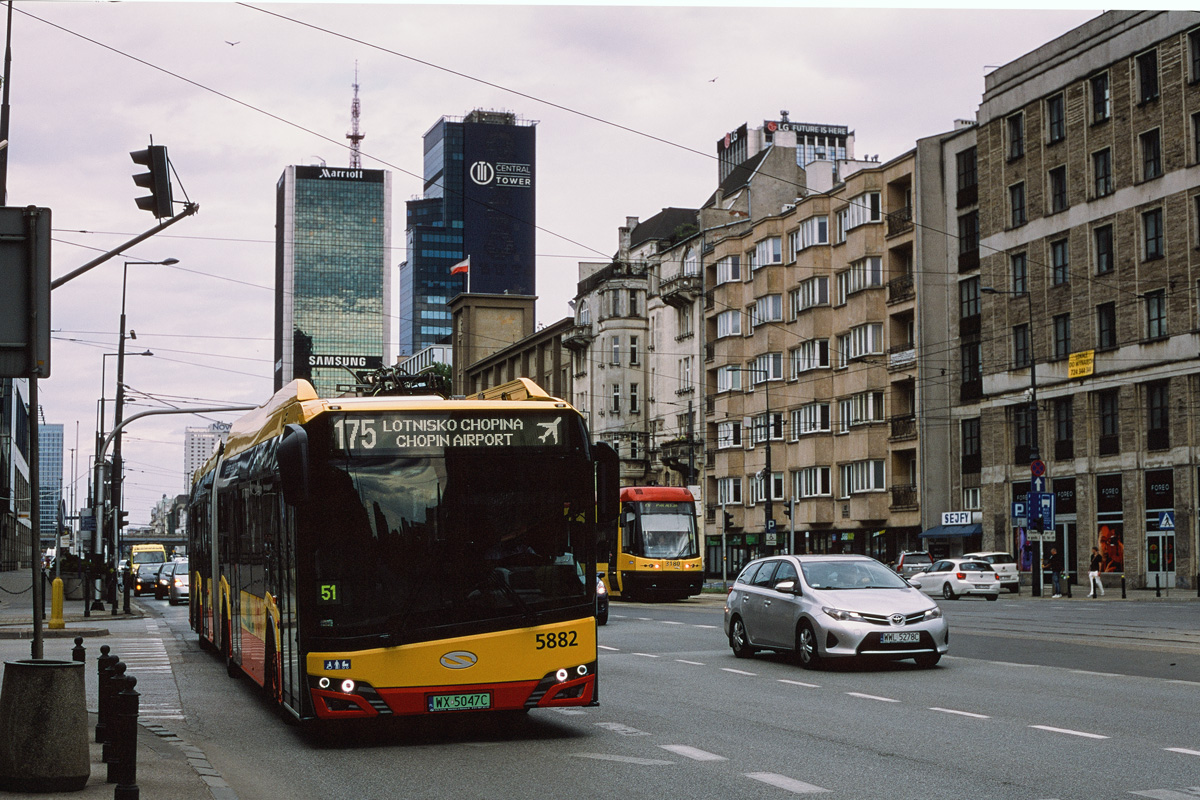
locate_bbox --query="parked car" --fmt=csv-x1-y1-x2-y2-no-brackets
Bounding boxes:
962,551,1020,593
909,558,1001,601
894,551,933,579
133,562,160,596
166,560,190,606
596,573,609,626
724,554,948,669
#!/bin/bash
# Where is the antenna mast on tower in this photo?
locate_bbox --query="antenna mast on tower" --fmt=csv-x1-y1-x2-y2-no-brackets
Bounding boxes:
347,63,365,168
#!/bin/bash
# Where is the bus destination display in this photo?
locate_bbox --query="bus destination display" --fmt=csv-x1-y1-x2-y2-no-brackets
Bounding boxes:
331,413,566,454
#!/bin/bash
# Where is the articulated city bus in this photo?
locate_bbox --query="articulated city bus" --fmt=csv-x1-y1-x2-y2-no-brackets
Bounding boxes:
188,377,617,722
599,486,702,601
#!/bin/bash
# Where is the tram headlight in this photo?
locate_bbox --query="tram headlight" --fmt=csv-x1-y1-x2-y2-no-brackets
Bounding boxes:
341,679,356,694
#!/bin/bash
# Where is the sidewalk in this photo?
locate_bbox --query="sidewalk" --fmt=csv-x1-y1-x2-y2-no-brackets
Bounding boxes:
0,570,225,800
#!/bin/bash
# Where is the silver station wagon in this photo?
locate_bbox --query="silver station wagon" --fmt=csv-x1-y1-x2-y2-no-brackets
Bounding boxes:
724,554,949,669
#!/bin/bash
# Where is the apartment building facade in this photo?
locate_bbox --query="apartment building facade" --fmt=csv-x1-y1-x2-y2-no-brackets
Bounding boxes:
965,10,1200,590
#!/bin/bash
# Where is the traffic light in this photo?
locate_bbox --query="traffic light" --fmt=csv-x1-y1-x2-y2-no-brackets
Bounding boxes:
117,510,129,529
130,144,174,218
723,511,734,529
783,504,792,518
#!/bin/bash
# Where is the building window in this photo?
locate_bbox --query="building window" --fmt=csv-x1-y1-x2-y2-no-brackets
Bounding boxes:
1049,166,1068,213
678,357,693,392
754,237,782,268
958,212,979,254
790,277,828,315
1190,29,1200,83
794,466,832,498
611,383,621,414
845,191,882,230
676,305,692,338
751,294,783,327
1145,289,1167,339
1147,381,1169,451
1007,113,1025,160
751,352,783,383
961,418,981,474
1013,404,1032,462
1098,389,1119,455
843,322,884,361
610,336,621,365
629,383,639,414
1097,302,1117,350
961,342,981,384
770,472,786,502
1010,182,1026,227
1093,148,1113,197
959,277,980,319
716,255,741,285
1013,324,1030,368
964,487,981,510
1094,224,1114,274
717,477,742,506
683,248,699,276
838,257,883,300
1053,313,1071,360
629,335,639,366
1051,238,1069,285
716,310,741,339
1138,49,1159,104
789,339,830,376
716,365,742,393
1141,129,1162,180
956,147,977,190
628,290,639,317
788,217,829,258
1143,208,1164,260
1046,93,1066,143
717,420,742,449
1054,398,1073,446
752,413,784,443
791,403,831,437
1090,72,1110,123
1011,252,1028,294
839,460,886,496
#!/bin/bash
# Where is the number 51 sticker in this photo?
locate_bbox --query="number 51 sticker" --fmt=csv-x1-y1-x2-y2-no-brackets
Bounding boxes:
318,582,341,605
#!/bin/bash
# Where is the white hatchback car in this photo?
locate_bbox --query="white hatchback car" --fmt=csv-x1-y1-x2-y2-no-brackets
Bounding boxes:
724,554,948,669
909,558,1001,601
962,551,1020,593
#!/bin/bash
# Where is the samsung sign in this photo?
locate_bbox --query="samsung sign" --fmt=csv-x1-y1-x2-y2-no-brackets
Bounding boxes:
308,354,384,369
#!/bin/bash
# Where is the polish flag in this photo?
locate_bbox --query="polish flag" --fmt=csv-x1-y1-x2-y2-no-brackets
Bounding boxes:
450,256,470,275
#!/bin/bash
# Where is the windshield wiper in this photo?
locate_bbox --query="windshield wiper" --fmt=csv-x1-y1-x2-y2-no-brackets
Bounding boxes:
484,569,537,623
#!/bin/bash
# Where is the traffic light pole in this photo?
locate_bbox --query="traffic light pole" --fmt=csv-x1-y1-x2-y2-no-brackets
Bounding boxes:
49,203,197,290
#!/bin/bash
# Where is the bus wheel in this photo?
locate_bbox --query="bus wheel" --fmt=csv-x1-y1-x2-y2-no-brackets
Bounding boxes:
222,611,239,678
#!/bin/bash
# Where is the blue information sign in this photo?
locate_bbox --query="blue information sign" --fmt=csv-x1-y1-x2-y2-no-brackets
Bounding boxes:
1025,491,1055,530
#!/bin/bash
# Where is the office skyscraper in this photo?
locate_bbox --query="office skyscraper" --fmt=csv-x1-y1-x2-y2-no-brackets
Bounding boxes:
274,164,392,395
37,421,62,547
400,110,536,355
183,422,230,493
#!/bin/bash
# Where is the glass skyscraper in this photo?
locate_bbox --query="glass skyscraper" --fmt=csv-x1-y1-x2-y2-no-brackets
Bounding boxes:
400,110,536,356
38,422,62,547
274,165,392,396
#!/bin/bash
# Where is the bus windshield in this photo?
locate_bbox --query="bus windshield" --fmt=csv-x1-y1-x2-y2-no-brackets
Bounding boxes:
636,502,698,559
309,447,594,643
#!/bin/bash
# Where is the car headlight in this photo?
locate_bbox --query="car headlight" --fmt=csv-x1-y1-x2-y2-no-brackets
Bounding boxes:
596,581,607,596
821,606,862,622
922,606,944,621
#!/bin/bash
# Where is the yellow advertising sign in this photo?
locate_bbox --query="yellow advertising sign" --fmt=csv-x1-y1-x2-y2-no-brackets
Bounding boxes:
1068,350,1094,379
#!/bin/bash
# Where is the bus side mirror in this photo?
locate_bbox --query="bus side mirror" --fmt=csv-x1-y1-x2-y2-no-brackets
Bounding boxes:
593,442,619,526
278,423,310,506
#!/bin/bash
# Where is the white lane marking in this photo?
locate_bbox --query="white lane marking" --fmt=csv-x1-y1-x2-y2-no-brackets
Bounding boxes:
744,772,831,794
779,679,820,688
1029,724,1109,739
573,753,673,765
552,708,588,716
659,745,726,761
675,659,705,666
693,624,719,629
1070,669,1123,678
1129,791,1200,799
845,692,899,703
598,645,620,651
633,653,659,658
721,668,756,676
595,722,651,736
660,621,685,625
637,617,654,621
1163,747,1200,756
930,707,990,719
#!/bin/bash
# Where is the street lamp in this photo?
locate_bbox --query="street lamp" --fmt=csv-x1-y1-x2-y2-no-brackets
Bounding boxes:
981,285,1043,596
103,257,176,611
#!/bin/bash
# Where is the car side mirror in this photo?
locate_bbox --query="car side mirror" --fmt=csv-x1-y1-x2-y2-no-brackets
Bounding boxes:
774,579,800,595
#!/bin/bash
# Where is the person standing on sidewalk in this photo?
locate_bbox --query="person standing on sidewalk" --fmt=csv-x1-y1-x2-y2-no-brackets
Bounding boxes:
1087,546,1105,598
1044,547,1064,598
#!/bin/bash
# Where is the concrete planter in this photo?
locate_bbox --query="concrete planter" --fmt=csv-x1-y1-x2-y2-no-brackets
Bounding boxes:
0,659,90,792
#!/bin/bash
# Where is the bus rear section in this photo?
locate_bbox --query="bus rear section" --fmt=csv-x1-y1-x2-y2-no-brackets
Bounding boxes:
189,378,618,722
601,486,703,601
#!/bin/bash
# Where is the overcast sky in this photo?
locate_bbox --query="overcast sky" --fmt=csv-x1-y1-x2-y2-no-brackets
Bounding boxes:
10,2,1102,527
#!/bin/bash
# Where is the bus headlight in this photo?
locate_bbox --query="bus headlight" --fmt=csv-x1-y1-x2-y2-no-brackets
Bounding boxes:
341,679,356,694
318,677,330,689
555,668,569,682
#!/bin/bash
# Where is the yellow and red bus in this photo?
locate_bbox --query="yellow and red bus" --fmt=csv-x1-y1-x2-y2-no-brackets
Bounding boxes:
599,486,702,601
188,377,617,722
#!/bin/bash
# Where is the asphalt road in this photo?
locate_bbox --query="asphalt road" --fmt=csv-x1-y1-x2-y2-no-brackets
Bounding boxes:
138,593,1200,800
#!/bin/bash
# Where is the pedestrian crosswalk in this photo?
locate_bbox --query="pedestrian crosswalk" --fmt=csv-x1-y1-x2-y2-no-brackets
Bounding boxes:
101,619,184,720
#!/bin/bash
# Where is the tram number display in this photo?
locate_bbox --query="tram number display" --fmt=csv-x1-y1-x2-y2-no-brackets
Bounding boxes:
534,631,578,650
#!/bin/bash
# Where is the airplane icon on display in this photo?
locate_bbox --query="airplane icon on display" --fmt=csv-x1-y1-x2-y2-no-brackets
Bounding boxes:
538,418,561,444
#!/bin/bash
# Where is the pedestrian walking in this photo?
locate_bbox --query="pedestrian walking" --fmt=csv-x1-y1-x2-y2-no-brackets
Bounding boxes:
1087,546,1105,598
1044,547,1064,598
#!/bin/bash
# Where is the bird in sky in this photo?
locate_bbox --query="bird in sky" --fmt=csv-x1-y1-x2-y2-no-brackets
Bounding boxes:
225,41,240,46
708,76,718,82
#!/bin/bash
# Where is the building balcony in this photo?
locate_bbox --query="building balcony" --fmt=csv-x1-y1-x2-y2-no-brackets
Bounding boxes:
661,272,702,308
887,273,914,304
887,206,913,237
890,484,919,511
660,437,701,482
562,323,593,352
889,414,917,441
888,344,916,370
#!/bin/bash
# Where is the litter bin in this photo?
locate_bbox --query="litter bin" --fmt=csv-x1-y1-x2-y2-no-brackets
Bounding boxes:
0,659,90,792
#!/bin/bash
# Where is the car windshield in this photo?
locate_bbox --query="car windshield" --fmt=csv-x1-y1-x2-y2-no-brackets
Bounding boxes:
802,560,909,590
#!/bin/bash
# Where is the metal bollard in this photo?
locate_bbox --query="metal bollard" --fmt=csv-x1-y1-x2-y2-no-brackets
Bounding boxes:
110,676,140,799
96,647,118,743
1155,572,1161,598
123,569,131,615
1121,574,1126,599
72,636,86,663
101,663,126,763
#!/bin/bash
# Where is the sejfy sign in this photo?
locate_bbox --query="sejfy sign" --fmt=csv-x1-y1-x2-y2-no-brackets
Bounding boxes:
330,412,568,454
